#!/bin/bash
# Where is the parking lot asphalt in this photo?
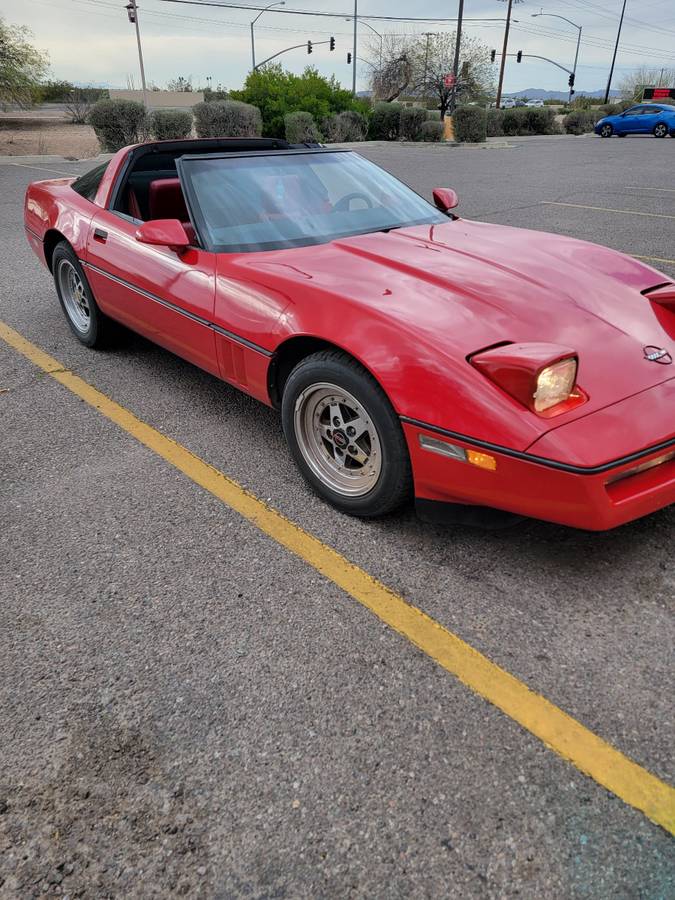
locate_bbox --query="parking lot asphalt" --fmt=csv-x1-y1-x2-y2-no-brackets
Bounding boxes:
1,136,674,898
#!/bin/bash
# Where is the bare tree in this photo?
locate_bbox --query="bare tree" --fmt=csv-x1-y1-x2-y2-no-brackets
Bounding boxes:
365,33,414,102
617,66,675,100
364,31,494,115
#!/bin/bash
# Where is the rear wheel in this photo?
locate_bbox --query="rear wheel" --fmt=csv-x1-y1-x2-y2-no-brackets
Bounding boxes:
52,242,109,348
653,122,668,138
600,123,613,138
281,351,411,517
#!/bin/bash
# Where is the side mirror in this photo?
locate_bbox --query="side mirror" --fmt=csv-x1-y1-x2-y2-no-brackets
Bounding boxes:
136,219,190,252
432,188,459,213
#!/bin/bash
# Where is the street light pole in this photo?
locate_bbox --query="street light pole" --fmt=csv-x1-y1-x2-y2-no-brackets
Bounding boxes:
127,1,148,109
250,1,285,72
604,0,627,104
531,13,582,104
346,17,382,69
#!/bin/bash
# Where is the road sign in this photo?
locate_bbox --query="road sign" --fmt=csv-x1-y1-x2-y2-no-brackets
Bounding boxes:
642,86,675,100
443,73,456,88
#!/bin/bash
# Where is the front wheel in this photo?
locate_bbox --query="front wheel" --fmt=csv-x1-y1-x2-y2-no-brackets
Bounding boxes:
281,351,411,517
600,123,613,138
653,123,668,138
52,242,110,348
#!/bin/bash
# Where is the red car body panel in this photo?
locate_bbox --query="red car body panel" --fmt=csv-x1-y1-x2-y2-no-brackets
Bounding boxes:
23,142,675,530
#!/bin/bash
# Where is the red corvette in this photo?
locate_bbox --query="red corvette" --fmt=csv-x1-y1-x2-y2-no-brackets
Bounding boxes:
24,138,674,530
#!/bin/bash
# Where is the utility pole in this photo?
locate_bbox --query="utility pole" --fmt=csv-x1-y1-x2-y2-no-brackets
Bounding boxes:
126,1,148,109
604,0,627,104
352,0,358,95
450,0,465,114
496,0,514,109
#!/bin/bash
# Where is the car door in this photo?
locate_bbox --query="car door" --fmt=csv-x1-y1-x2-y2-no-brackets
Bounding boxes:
620,106,647,133
83,207,220,377
636,106,659,133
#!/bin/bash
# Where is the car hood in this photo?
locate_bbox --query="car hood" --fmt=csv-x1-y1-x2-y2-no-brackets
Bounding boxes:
256,218,674,418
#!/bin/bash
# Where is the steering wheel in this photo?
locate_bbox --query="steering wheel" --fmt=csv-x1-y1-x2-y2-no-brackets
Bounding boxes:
334,192,373,212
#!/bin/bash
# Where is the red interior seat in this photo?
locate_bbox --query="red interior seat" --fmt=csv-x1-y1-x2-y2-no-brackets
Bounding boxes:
148,178,190,222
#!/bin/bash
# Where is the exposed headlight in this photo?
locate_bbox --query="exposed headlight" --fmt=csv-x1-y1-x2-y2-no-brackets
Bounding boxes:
533,358,577,412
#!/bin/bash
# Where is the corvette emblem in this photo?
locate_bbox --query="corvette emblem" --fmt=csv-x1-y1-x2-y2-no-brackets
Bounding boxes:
643,346,672,364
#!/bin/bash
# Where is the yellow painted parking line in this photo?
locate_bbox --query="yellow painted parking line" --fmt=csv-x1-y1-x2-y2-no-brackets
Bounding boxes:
1,317,674,836
631,253,675,266
542,201,675,220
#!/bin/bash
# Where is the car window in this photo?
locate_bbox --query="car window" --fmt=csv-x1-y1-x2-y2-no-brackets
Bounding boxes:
179,151,447,254
71,162,110,201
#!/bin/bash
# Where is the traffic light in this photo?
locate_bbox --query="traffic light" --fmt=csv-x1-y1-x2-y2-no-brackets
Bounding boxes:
568,73,575,88
126,2,136,23
490,49,496,63
329,36,335,51
307,40,312,54
516,50,522,63
347,52,352,64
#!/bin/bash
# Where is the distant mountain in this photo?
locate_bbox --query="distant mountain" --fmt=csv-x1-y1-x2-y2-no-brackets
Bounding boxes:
504,88,621,100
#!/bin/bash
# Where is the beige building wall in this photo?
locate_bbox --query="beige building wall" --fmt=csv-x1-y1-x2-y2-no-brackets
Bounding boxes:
109,90,204,109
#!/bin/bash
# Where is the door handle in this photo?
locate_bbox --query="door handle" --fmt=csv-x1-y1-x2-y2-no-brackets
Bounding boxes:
93,228,108,243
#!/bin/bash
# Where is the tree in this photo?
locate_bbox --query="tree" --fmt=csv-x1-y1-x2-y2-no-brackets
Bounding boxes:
617,66,675,101
167,75,193,92
364,31,494,117
231,65,366,138
0,17,49,108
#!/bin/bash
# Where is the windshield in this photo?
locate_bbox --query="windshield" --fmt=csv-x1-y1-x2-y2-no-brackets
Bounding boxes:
179,150,447,253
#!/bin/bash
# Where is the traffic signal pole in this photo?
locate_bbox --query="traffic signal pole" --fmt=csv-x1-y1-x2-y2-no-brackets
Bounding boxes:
254,38,335,70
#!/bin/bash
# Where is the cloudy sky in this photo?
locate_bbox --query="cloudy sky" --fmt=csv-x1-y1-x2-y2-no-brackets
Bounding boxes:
3,0,674,95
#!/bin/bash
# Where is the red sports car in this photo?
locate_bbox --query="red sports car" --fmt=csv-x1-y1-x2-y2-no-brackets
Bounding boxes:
24,138,674,530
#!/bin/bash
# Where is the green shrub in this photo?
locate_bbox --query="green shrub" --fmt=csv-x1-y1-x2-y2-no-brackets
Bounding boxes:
499,107,560,136
563,109,597,135
150,108,193,140
486,108,503,137
231,65,363,139
88,98,148,151
523,107,559,134
425,109,441,121
193,99,262,138
284,110,320,143
399,106,428,141
322,109,368,142
419,120,444,142
369,102,402,140
453,105,487,143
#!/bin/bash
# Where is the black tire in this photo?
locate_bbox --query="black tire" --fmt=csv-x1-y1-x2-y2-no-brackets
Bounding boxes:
618,132,626,137
600,123,613,138
52,241,110,348
281,350,412,517
653,123,668,138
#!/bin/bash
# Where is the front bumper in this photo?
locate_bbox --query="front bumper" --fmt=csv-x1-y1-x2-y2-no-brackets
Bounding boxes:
403,424,675,532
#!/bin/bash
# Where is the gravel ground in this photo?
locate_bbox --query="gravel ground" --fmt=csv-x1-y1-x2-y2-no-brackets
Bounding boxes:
0,138,673,898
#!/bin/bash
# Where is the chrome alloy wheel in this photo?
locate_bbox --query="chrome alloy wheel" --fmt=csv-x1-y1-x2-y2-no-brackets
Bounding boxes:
58,259,90,333
600,123,613,137
293,382,382,497
654,123,668,138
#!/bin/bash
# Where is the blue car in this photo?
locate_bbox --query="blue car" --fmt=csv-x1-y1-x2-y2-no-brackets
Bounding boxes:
594,103,675,138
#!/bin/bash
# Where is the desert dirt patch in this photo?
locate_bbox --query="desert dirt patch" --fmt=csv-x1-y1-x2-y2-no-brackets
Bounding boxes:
0,120,100,159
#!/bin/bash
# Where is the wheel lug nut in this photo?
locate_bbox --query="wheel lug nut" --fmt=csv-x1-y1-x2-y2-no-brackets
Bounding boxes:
346,426,356,436
348,445,356,454
333,417,340,427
